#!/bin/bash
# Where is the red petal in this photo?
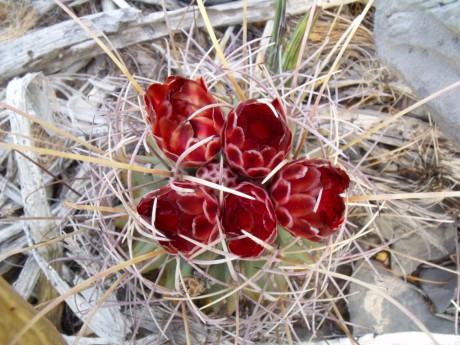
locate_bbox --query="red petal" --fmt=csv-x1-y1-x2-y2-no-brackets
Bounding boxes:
222,182,277,258
242,150,264,169
241,138,258,151
170,122,193,154
266,151,285,170
203,198,218,222
234,205,255,232
176,195,203,215
192,215,214,241
225,144,244,167
191,116,216,139
225,111,237,138
285,194,316,218
277,132,292,152
246,167,270,178
145,76,223,167
289,218,321,240
289,167,321,194
271,179,291,205
251,186,269,203
228,238,264,258
276,207,293,229
204,136,222,162
145,83,168,109
212,109,225,131
160,232,195,254
247,117,271,145
228,126,245,146
155,200,180,231
281,163,309,181
261,147,276,165
157,116,177,141
197,77,209,92
318,165,350,193
271,98,285,118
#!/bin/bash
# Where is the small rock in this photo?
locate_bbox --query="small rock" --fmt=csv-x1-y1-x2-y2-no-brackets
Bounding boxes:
374,216,456,275
374,0,460,147
419,263,457,314
348,262,454,336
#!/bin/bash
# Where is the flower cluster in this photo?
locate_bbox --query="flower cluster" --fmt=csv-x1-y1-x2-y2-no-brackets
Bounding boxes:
138,76,350,258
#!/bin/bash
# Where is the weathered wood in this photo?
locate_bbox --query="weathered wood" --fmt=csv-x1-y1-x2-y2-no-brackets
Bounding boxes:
0,0,357,84
6,73,63,327
30,246,129,343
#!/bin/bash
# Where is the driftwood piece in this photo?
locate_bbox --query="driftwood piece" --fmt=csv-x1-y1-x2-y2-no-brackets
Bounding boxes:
6,73,63,326
12,257,41,300
31,0,59,16
30,247,129,343
0,223,23,244
0,0,359,84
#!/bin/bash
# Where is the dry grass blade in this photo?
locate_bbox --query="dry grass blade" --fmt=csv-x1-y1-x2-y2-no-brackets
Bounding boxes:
342,79,460,151
181,301,192,345
72,273,128,345
0,101,106,155
0,229,88,262
0,142,173,177
293,0,375,158
63,201,128,214
195,0,246,101
349,191,460,202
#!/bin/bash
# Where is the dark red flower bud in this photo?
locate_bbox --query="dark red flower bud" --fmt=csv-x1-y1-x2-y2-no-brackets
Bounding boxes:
270,159,350,241
144,76,225,167
196,160,239,189
223,99,292,178
137,182,219,255
221,182,278,258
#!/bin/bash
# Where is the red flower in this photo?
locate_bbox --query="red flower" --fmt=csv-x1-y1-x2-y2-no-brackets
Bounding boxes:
196,160,239,189
221,182,277,258
144,76,225,167
223,99,292,178
270,159,350,241
137,182,219,255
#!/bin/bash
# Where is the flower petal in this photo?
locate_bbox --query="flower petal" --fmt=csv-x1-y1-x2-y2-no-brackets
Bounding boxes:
225,143,244,167
228,238,264,258
145,76,224,167
276,206,294,229
222,182,277,258
176,195,203,215
228,126,245,146
270,158,350,240
271,179,291,206
285,194,316,218
192,215,214,241
137,182,220,256
242,150,264,169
